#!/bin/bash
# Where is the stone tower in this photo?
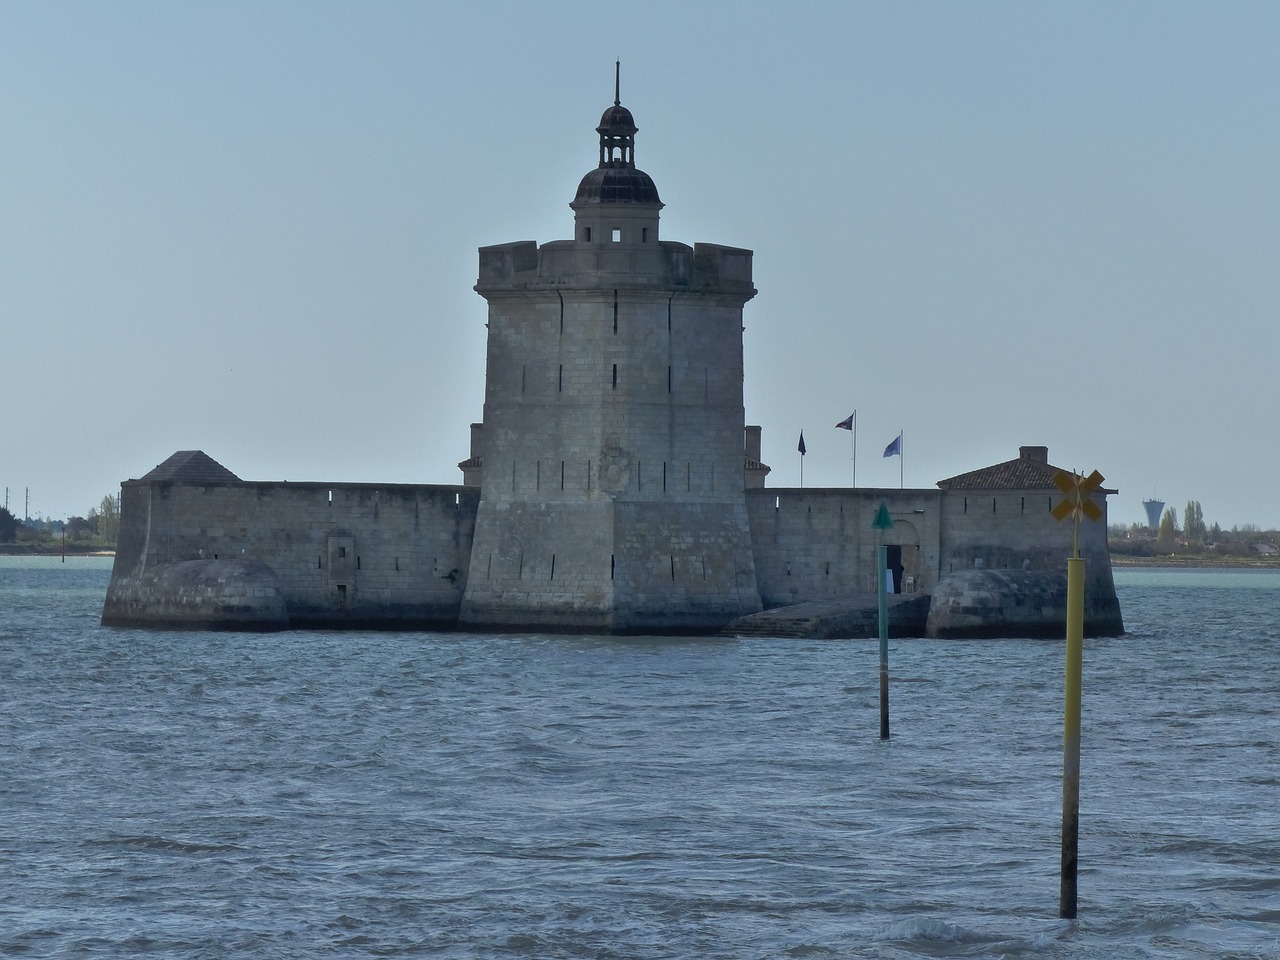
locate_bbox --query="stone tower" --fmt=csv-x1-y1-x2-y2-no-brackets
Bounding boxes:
458,79,763,632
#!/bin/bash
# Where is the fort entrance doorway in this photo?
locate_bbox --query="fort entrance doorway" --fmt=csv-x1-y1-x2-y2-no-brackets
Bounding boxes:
884,521,922,593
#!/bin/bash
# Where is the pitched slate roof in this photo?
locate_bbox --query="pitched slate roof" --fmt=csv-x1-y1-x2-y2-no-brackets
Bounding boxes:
140,450,241,483
938,445,1117,494
937,455,1062,490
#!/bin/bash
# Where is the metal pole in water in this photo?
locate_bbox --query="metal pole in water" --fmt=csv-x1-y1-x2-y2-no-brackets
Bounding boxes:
1060,554,1085,918
871,502,894,741
877,542,889,740
1049,467,1103,919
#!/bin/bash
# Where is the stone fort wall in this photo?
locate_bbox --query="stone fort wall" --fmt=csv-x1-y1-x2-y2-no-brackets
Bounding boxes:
109,480,479,626
104,474,1120,634
937,489,1112,576
747,485,1115,619
748,488,944,608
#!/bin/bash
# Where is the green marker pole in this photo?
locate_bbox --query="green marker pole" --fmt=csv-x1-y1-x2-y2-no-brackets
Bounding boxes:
1060,553,1085,918
877,543,889,740
871,502,894,741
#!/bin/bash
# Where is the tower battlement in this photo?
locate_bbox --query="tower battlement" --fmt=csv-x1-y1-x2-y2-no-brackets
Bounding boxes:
477,239,755,296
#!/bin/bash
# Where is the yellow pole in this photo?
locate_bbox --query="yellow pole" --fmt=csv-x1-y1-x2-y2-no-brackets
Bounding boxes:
1060,554,1084,918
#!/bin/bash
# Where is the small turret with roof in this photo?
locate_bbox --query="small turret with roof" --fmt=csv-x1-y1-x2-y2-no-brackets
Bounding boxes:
570,62,663,246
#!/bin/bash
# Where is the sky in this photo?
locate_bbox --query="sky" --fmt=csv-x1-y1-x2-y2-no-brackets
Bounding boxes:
3,1,1278,530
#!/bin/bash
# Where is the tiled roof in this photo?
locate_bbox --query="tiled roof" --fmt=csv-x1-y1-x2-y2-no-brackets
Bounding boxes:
141,451,241,483
936,455,1063,490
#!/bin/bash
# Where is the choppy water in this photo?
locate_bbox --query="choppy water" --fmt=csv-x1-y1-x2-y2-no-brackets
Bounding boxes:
2,556,1278,958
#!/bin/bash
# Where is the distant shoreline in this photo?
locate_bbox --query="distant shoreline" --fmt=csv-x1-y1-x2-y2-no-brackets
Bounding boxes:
0,546,115,557
2,547,1272,568
1110,554,1280,568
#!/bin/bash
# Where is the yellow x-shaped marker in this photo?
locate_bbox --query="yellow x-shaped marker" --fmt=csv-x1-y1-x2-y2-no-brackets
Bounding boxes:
1052,469,1104,523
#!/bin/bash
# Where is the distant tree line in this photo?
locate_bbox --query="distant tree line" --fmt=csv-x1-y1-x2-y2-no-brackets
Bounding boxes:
1110,499,1279,558
0,506,17,543
0,494,120,548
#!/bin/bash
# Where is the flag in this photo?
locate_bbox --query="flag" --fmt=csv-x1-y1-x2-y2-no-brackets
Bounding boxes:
883,433,902,458
835,413,854,431
798,431,807,455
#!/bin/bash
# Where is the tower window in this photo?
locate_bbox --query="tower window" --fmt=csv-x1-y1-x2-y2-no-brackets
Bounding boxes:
584,227,592,242
642,227,649,243
611,228,621,243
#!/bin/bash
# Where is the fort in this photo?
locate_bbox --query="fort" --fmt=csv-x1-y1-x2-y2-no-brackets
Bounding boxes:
102,82,1123,639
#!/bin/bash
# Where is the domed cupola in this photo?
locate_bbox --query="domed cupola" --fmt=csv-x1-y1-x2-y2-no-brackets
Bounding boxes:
596,103,638,166
571,64,663,244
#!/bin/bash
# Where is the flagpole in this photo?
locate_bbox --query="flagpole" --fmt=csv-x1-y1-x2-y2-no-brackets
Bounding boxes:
899,431,904,489
852,410,857,488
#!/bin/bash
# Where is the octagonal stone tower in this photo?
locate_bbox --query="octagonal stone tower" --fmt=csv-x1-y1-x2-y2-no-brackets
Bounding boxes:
458,83,762,632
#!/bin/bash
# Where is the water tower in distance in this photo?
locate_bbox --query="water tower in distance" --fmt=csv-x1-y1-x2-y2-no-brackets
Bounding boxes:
1143,499,1165,530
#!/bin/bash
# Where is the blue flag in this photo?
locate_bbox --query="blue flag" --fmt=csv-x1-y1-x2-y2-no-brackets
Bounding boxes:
835,413,854,431
883,433,902,458
798,431,807,455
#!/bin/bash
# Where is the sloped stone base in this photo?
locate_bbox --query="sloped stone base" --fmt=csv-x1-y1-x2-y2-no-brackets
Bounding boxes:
926,569,1124,639
102,559,288,630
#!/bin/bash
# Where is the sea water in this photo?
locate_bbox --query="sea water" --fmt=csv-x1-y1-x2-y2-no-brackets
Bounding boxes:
1,556,1277,958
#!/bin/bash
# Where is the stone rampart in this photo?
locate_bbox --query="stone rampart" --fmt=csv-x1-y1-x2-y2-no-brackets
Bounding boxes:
934,488,1121,636
104,475,1123,637
746,488,943,607
103,480,478,628
743,485,1122,638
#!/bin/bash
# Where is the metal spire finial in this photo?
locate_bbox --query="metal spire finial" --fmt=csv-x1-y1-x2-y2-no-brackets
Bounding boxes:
614,60,620,106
